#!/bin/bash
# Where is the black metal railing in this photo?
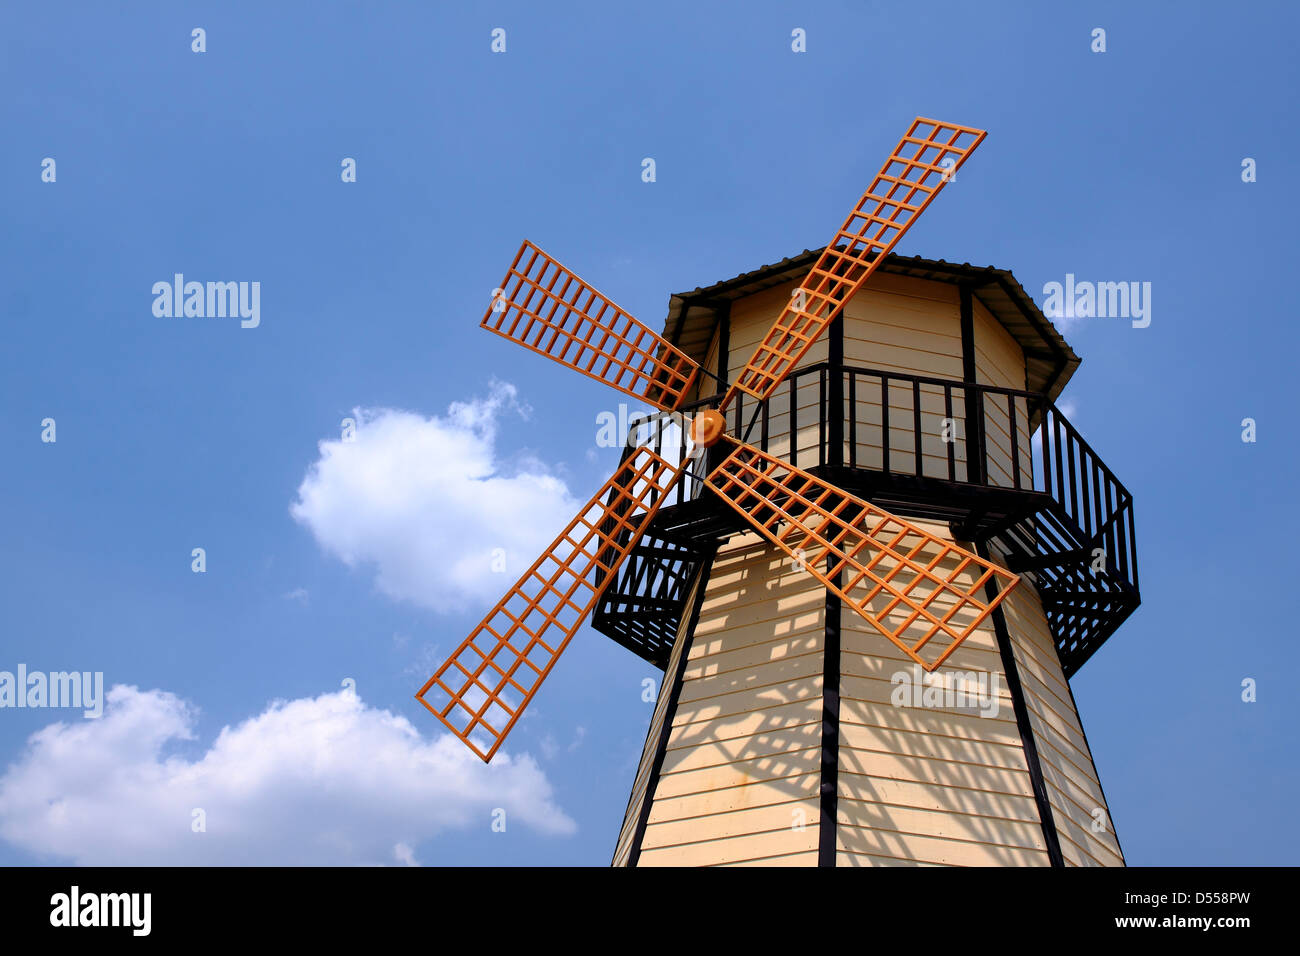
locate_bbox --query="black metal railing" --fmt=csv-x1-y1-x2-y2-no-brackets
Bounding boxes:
617,362,1138,595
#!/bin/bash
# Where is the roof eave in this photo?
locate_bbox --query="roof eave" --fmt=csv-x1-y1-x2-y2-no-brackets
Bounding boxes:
660,249,1080,403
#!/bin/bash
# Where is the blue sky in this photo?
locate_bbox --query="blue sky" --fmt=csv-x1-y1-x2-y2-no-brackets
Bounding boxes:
1,1,1296,865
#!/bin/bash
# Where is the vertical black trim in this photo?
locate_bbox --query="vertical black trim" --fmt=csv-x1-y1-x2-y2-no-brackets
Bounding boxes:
706,305,731,476
819,313,846,865
959,284,978,383
827,314,844,469
959,284,986,485
975,541,1064,867
625,550,716,866
818,566,842,867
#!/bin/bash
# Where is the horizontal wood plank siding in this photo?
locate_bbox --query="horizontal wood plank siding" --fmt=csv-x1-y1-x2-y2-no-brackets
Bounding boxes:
972,296,1033,488
637,533,824,865
611,564,709,867
832,276,1032,488
728,282,827,463
1000,578,1125,867
835,517,1050,867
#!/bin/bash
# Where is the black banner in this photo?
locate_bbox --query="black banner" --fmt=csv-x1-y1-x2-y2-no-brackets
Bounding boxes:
0,865,1284,941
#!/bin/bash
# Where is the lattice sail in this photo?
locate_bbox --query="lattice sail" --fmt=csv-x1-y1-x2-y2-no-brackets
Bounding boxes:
705,442,1017,670
726,118,986,407
416,447,687,761
483,240,701,411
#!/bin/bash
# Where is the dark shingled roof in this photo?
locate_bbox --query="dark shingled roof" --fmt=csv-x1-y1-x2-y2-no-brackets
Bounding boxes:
660,248,1080,404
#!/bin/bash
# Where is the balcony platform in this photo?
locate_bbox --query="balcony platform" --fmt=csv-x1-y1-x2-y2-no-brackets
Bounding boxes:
592,363,1140,679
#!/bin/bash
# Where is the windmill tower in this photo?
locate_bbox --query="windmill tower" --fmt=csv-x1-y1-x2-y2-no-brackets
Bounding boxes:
416,119,1141,867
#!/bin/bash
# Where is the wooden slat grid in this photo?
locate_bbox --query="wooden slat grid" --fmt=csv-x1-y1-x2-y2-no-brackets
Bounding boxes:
706,442,1018,671
482,240,700,412
726,118,986,407
416,447,685,761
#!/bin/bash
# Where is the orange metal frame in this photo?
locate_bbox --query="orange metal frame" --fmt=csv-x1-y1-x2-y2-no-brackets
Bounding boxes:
706,441,1018,671
724,118,986,408
483,240,701,412
416,448,686,761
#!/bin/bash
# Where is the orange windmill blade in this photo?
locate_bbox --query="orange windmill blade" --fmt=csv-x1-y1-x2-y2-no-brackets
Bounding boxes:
416,447,688,762
724,117,986,409
703,441,1018,671
699,118,1014,670
484,240,703,412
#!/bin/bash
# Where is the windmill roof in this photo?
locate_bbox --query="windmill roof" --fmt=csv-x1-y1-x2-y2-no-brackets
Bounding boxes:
661,248,1079,403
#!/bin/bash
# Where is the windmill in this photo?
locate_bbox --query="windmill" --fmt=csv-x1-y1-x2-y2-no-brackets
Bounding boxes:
417,117,1139,867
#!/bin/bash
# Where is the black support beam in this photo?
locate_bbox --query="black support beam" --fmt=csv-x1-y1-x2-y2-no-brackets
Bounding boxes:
625,551,716,866
976,541,1064,867
818,566,842,867
959,284,987,486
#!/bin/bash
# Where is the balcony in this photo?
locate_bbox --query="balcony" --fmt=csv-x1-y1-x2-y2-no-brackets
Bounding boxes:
592,363,1141,679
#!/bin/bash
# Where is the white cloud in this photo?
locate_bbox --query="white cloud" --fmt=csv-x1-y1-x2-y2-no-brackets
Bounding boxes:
393,842,419,867
538,726,586,762
0,685,575,865
290,382,580,613
402,641,445,679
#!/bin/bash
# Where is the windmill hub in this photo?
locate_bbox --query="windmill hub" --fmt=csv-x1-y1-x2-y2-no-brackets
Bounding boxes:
689,408,726,448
